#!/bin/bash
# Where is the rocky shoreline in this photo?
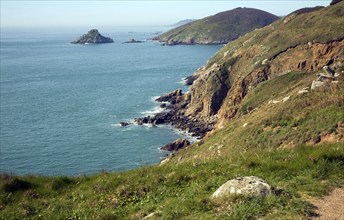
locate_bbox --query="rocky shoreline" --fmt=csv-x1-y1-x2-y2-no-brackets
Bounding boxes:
119,86,216,152
133,89,214,139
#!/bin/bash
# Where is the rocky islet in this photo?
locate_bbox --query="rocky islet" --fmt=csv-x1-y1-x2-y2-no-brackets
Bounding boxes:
71,29,114,44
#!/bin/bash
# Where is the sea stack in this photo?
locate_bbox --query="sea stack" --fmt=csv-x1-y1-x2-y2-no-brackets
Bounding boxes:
71,29,114,44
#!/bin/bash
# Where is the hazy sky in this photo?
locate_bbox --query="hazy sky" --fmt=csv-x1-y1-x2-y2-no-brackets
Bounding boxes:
1,1,331,27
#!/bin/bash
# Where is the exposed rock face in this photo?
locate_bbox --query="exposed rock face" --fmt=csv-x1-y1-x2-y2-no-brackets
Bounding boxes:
211,176,271,199
71,29,113,44
323,65,335,76
311,65,339,90
155,89,182,104
160,139,190,151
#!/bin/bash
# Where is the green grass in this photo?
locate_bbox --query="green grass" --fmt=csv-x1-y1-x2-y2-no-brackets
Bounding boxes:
240,72,308,114
1,143,343,219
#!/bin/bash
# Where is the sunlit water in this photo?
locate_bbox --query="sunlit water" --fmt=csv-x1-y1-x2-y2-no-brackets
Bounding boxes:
0,27,222,176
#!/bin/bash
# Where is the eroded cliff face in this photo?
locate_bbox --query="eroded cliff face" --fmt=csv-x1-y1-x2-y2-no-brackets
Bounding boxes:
218,40,344,123
181,2,344,132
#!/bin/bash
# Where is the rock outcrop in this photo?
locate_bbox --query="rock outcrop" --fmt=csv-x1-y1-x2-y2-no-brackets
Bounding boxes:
135,89,214,137
211,176,271,199
71,29,114,44
160,139,190,151
311,65,339,90
155,89,182,103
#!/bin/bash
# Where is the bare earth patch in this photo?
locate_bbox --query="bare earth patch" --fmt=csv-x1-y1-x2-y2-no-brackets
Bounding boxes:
312,188,344,220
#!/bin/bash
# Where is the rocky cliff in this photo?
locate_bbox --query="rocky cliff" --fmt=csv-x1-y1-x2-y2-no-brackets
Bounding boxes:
153,8,279,45
71,29,114,44
157,2,344,137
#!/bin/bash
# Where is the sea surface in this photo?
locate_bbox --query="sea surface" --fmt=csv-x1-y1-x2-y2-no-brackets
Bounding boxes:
0,26,222,176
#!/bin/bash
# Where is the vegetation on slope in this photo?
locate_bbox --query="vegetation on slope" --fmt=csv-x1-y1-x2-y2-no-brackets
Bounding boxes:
154,8,279,45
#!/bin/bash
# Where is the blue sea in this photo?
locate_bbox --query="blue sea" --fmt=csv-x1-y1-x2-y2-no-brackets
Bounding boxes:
0,26,222,176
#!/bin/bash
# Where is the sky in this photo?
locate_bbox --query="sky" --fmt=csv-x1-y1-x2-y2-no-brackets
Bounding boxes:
1,1,331,28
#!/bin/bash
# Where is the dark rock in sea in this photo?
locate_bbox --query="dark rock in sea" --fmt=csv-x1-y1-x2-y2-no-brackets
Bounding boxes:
160,139,190,151
123,39,143,43
120,122,131,127
160,103,167,108
134,116,154,125
71,29,114,44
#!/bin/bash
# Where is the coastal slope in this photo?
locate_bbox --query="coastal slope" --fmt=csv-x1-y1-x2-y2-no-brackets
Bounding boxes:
154,7,279,45
161,2,344,139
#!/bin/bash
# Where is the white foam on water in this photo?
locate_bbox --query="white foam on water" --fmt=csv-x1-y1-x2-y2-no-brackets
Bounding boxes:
141,106,164,116
179,77,187,85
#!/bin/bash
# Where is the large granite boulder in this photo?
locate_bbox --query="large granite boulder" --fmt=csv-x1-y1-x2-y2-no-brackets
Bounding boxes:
211,176,271,199
71,29,114,44
160,139,190,151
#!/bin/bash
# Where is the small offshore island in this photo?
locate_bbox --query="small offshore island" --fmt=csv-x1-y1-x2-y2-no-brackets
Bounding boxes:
123,39,144,43
71,29,114,44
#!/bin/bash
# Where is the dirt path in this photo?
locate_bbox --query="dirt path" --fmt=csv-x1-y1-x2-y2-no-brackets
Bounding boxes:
312,188,344,220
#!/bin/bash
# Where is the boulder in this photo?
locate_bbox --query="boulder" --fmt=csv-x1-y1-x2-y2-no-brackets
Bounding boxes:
211,176,271,199
311,80,325,90
120,122,131,126
160,139,190,151
323,66,335,77
317,73,334,79
71,29,114,44
184,75,198,85
135,117,151,125
298,87,309,94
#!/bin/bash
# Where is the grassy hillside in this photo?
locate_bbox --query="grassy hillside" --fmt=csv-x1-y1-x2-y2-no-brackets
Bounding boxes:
154,8,279,45
1,71,343,219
